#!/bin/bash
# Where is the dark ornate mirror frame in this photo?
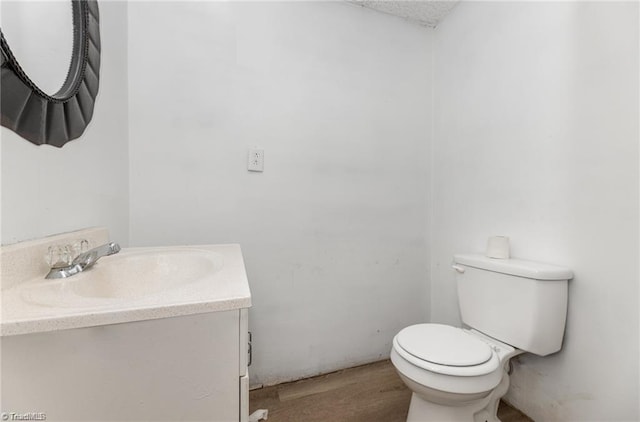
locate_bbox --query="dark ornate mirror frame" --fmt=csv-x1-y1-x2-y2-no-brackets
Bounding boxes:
0,0,100,147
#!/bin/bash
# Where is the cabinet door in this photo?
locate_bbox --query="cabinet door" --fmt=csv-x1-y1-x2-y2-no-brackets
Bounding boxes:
239,308,249,421
240,308,249,375
2,311,241,421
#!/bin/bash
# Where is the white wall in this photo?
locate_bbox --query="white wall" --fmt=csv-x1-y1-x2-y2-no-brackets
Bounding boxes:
432,2,639,420
1,1,129,246
127,1,433,386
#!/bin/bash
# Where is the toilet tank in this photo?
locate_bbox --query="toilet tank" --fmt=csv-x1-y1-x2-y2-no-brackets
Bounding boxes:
453,254,572,356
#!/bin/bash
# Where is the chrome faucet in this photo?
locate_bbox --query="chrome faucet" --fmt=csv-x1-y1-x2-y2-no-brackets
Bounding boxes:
45,242,121,279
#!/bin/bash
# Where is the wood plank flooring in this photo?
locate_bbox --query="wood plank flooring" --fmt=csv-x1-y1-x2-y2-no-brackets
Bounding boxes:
249,360,533,422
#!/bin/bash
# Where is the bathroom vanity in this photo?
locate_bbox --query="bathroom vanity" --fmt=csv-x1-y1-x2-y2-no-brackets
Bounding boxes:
1,228,252,422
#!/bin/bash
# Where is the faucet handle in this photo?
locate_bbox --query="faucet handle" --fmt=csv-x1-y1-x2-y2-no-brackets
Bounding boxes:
70,239,89,260
45,240,89,269
46,245,73,269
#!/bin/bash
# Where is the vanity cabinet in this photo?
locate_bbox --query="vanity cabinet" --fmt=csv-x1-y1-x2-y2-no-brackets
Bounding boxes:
2,308,250,421
1,231,252,421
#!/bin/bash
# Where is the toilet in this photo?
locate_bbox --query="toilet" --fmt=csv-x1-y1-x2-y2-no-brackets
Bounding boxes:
391,254,572,422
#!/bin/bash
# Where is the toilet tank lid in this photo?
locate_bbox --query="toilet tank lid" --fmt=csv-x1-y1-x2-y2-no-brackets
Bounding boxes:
454,254,573,281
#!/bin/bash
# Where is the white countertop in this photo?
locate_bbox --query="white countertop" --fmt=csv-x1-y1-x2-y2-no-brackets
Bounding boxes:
1,244,252,337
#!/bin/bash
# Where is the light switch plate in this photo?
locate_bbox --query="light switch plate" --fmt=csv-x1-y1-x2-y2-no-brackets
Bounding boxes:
248,148,264,172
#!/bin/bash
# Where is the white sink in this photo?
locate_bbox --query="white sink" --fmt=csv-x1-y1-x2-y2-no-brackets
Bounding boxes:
2,229,250,337
20,248,224,307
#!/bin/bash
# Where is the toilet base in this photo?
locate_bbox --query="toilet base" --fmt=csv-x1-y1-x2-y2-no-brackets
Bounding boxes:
407,392,484,422
405,368,511,422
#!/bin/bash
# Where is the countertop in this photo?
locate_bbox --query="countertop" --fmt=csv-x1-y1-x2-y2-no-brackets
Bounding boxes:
1,244,252,336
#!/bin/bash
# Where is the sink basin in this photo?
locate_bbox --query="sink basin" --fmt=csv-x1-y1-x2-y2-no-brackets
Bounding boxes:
20,248,224,307
1,229,250,337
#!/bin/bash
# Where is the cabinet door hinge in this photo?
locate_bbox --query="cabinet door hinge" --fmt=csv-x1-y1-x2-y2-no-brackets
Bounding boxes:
248,331,252,367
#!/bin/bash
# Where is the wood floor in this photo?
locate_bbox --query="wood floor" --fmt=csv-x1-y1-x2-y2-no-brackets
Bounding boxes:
249,360,532,422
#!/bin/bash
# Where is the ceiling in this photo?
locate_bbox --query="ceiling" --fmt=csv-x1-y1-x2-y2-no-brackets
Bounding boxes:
351,1,460,28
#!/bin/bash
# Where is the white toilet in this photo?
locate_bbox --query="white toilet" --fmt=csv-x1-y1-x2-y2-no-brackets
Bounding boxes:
391,254,572,422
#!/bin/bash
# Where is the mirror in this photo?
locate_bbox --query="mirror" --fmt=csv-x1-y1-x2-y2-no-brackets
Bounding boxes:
2,1,74,95
0,0,101,147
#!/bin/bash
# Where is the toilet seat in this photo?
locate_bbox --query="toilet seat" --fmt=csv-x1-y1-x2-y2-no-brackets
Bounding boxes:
397,324,493,367
392,324,501,377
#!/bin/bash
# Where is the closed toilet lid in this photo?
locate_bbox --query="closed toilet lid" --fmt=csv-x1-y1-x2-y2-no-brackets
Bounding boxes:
396,324,493,367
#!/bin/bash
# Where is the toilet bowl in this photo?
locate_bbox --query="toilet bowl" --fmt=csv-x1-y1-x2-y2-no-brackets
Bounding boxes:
390,254,572,422
391,324,521,422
